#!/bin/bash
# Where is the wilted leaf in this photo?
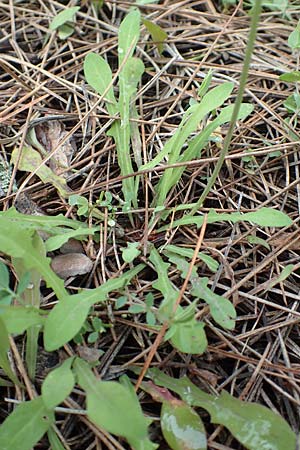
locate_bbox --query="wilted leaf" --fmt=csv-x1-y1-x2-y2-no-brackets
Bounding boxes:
11,146,71,198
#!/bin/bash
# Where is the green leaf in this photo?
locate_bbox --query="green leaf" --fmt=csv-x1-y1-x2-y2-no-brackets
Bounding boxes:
149,247,178,321
0,306,45,334
12,233,44,380
58,23,74,40
121,242,141,263
246,235,270,250
44,265,145,351
45,227,98,252
16,272,31,296
142,83,234,173
118,9,141,66
168,320,207,354
0,262,9,289
84,53,117,106
164,245,219,273
267,264,295,290
0,397,54,450
136,0,159,3
284,93,300,114
207,391,296,450
42,358,75,409
191,277,236,330
129,304,146,314
74,358,156,449
49,7,80,30
0,221,68,300
161,400,207,450
11,146,71,198
143,19,167,54
47,428,67,450
0,207,89,231
198,70,213,98
158,207,292,231
279,71,300,82
154,102,253,206
114,56,144,208
148,369,296,450
288,27,300,50
0,317,20,385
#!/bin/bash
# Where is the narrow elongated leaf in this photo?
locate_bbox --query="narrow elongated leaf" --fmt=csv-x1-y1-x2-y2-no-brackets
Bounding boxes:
42,358,75,409
142,83,234,174
279,71,300,82
266,264,295,290
49,7,80,30
47,428,67,450
164,245,219,272
45,227,98,252
44,265,145,350
118,9,140,66
112,56,144,207
157,103,253,204
0,397,54,450
13,232,44,380
161,400,207,450
148,369,296,450
0,262,9,288
0,317,20,384
0,207,89,230
84,53,117,106
158,207,292,231
149,248,178,321
74,358,155,448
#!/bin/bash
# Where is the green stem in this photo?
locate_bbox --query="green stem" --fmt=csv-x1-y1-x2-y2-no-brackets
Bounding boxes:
190,0,262,215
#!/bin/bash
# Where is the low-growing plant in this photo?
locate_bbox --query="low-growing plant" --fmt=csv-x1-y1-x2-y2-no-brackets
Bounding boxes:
0,3,297,450
49,6,80,40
